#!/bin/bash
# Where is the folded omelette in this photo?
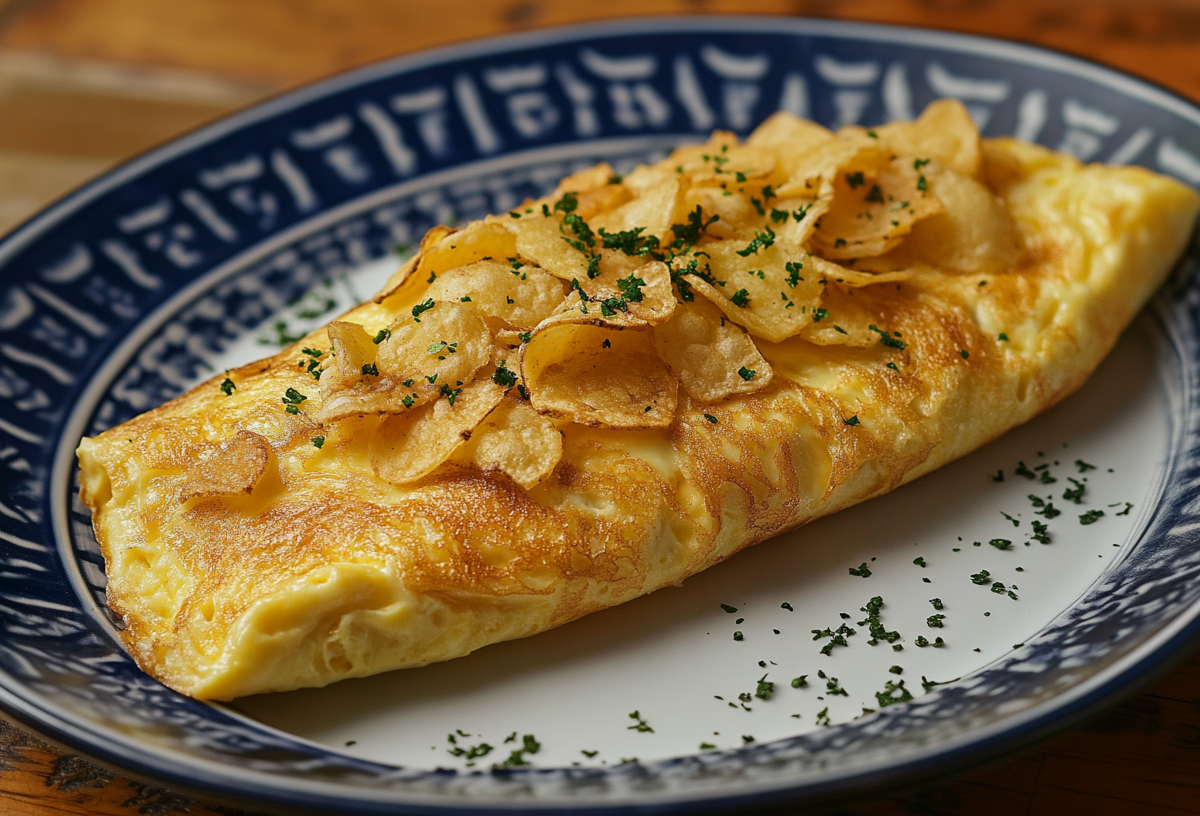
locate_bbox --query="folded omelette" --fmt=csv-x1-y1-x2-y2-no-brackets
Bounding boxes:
76,101,1199,699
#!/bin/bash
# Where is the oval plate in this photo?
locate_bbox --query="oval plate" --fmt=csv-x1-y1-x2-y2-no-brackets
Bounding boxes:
2,16,1200,815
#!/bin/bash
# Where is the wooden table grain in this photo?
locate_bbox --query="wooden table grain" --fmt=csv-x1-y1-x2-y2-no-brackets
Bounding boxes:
1,1,1198,813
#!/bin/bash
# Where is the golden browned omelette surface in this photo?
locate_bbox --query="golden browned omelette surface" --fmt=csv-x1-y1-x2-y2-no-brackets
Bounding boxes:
76,101,1199,699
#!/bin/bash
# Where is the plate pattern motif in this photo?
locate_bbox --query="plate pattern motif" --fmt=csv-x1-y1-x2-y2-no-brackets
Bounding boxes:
0,18,1199,811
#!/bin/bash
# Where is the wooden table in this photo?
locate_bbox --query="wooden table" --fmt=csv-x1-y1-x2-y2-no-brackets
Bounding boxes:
0,1,1197,813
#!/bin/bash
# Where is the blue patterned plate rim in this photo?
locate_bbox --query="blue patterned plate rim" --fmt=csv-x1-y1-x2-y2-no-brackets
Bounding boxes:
0,14,1198,814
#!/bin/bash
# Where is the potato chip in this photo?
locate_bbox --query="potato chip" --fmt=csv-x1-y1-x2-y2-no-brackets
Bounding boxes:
653,297,772,402
797,283,886,349
376,299,493,392
503,211,593,281
683,238,822,342
456,396,563,489
811,154,944,259
746,112,835,178
874,98,982,179
370,378,507,485
590,171,679,244
551,162,634,219
682,187,758,237
317,301,493,423
316,321,414,423
883,168,1022,275
670,133,777,187
805,254,914,287
178,430,271,502
428,260,568,330
521,322,677,429
568,259,675,327
375,221,519,314
772,133,876,199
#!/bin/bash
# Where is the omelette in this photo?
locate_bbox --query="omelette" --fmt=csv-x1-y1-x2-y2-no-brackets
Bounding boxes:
76,101,1199,700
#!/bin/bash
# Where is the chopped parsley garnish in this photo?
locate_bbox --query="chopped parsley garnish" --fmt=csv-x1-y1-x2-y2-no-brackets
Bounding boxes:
781,602,794,611
1062,478,1086,504
560,212,596,255
600,226,659,257
849,562,872,578
499,734,542,767
868,324,905,350
815,707,831,726
733,631,744,641
669,205,720,249
553,191,578,214
361,363,379,376
1015,461,1036,479
970,569,992,585
733,366,756,382
812,307,829,322
843,415,860,426
439,384,463,405
281,387,307,415
785,261,804,287
411,298,435,321
913,557,927,567
617,272,648,302
1079,509,1105,525
824,675,848,696
1075,459,1097,473
857,595,900,645
1111,502,1133,516
492,361,518,388
720,603,737,613
1028,495,1061,518
845,171,865,189
913,158,931,170
998,332,1009,341
929,598,944,610
699,742,716,750
926,614,946,628
704,413,719,424
372,328,392,345
960,349,970,359
735,225,776,257
889,665,903,675
311,436,324,449
219,377,235,396
791,675,808,688
875,679,913,708
989,538,1013,550
627,711,654,733
1029,520,1051,544
864,184,884,204
917,174,927,192
755,677,775,700
518,331,532,343
730,289,751,308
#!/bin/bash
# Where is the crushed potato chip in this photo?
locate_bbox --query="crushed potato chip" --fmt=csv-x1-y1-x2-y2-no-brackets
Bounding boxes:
653,297,773,401
590,169,678,240
683,238,823,342
797,283,886,348
370,378,506,485
456,396,562,489
318,302,492,423
882,168,1022,275
178,430,271,502
316,321,409,423
566,259,675,327
521,323,677,428
503,212,593,281
874,98,982,179
746,112,836,177
429,260,568,330
811,153,944,259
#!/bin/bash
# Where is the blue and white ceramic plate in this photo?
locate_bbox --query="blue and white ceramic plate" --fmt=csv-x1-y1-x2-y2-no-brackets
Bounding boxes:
2,16,1200,814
